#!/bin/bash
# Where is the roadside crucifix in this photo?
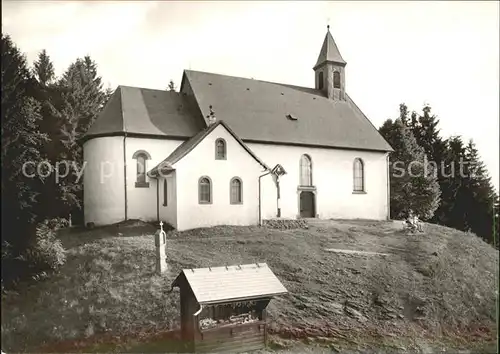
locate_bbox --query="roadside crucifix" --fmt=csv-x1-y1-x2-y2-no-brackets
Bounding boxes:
155,221,167,274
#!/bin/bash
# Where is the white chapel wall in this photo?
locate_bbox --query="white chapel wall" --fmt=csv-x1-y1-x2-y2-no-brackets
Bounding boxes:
84,134,389,228
159,172,178,229
247,143,389,220
83,137,126,225
125,137,183,222
174,124,272,231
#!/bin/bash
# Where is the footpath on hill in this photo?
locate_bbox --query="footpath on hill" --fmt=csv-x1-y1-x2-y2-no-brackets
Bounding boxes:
1,219,498,353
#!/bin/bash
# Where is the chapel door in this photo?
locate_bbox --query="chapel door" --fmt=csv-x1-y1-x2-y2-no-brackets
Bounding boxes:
300,191,315,218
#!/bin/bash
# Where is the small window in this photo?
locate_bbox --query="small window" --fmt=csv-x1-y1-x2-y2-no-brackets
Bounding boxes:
318,71,324,90
353,158,365,192
133,150,151,188
333,71,341,89
199,176,212,204
299,154,312,186
215,138,226,160
163,179,168,206
230,177,243,204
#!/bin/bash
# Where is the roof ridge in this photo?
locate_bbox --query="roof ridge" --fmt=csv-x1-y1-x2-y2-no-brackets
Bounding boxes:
185,69,318,93
118,84,185,94
182,263,268,272
117,86,126,133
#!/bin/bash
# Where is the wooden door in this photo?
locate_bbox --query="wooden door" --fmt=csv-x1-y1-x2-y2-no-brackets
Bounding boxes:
300,191,315,218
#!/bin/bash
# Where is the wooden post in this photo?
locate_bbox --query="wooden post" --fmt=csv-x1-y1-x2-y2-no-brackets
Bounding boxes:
263,308,268,346
155,221,167,274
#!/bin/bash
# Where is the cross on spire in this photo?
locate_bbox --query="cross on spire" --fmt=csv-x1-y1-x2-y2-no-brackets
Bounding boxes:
160,221,164,232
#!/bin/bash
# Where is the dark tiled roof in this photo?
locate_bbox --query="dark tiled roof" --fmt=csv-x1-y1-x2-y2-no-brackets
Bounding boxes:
148,120,270,177
172,263,288,305
83,86,204,140
84,70,392,152
314,30,346,68
184,70,393,152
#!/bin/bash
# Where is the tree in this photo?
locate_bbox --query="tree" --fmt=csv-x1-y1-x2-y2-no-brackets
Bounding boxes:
461,140,498,245
379,115,441,220
167,79,176,92
432,136,466,228
49,56,110,221
1,34,49,254
398,103,410,126
32,49,54,86
408,105,447,164
408,105,451,226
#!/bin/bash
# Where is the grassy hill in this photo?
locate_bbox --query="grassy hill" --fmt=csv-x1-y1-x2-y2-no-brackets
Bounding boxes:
1,219,498,353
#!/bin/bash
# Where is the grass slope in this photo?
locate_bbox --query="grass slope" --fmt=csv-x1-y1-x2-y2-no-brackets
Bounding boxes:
1,219,498,353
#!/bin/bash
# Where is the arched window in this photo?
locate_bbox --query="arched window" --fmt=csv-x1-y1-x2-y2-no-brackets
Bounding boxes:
133,150,151,188
318,71,324,90
230,177,243,204
215,138,226,160
353,158,365,192
163,179,168,206
333,71,341,89
199,176,212,204
299,154,312,186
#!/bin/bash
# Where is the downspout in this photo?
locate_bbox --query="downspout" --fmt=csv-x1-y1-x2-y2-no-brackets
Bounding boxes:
123,134,128,221
258,170,272,226
156,177,160,222
386,152,391,220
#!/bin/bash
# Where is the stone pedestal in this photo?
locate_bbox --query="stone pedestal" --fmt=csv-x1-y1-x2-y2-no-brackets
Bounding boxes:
155,222,167,274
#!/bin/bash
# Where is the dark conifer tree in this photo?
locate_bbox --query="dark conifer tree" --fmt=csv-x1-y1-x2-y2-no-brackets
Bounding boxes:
379,113,441,220
1,34,48,255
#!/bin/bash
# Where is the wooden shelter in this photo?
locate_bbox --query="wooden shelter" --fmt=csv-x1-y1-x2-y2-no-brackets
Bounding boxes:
171,263,288,353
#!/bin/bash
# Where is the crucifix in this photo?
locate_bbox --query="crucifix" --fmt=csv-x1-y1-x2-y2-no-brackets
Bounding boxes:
155,221,167,274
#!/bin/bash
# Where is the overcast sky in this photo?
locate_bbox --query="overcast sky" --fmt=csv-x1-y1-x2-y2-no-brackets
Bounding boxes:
2,1,499,191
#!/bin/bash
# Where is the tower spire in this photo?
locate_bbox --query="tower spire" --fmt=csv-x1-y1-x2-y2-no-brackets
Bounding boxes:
313,27,346,71
313,27,347,101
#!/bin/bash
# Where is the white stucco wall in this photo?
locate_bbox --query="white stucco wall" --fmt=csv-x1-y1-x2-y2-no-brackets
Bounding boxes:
83,136,184,226
83,137,126,225
125,138,183,223
159,172,178,229
247,143,389,220
174,124,271,231
84,133,389,228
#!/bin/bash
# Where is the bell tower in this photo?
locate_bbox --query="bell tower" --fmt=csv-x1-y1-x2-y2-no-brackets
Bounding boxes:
313,26,346,101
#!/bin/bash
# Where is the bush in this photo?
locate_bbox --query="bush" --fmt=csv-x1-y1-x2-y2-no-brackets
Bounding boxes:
23,218,68,273
1,218,68,288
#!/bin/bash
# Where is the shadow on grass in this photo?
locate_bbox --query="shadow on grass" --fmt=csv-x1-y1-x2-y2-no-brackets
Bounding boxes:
59,220,158,249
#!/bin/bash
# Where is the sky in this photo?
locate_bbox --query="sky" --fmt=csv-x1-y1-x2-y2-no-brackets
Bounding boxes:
2,1,499,191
